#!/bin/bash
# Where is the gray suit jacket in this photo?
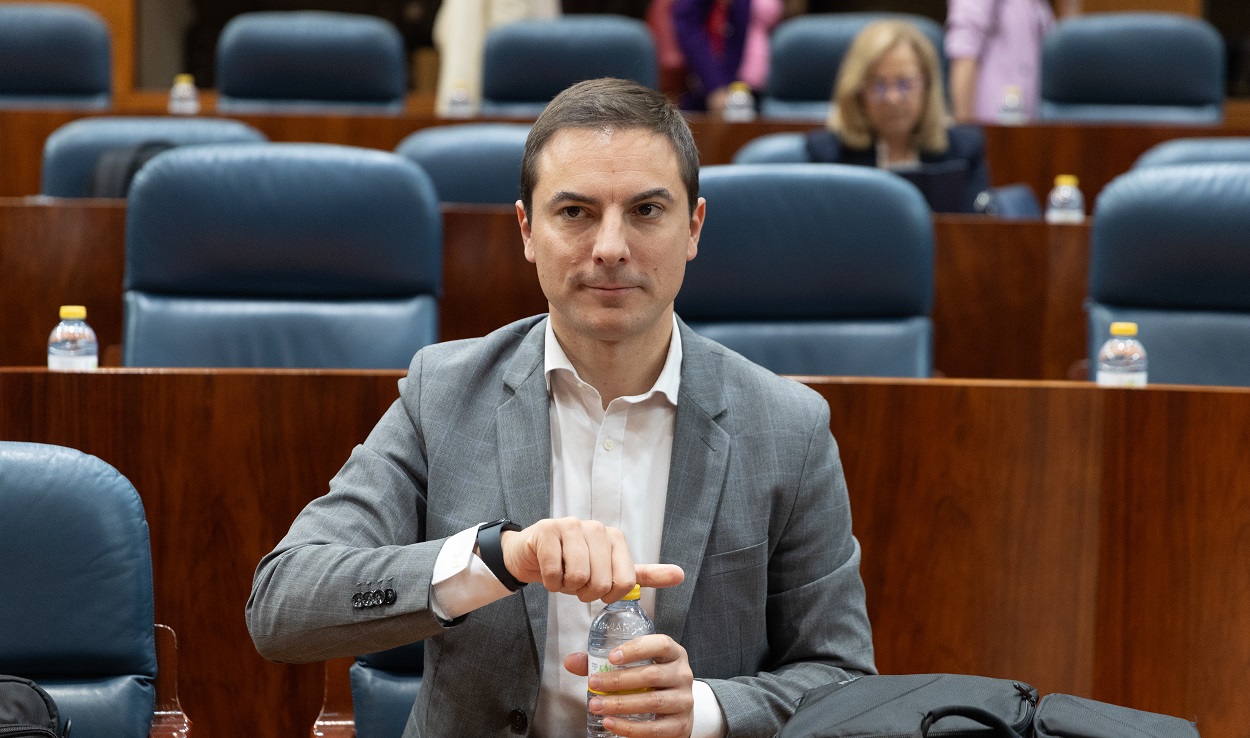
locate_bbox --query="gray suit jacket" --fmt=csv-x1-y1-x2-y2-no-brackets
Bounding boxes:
247,316,875,737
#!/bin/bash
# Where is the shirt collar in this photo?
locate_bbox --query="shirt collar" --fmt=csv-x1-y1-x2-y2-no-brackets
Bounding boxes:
543,315,682,406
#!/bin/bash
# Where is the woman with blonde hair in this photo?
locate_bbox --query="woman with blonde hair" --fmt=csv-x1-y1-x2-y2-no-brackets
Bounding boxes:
804,20,989,213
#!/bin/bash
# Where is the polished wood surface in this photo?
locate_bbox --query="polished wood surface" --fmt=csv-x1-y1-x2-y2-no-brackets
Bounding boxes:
0,200,1090,380
3,105,1249,203
3,370,1247,737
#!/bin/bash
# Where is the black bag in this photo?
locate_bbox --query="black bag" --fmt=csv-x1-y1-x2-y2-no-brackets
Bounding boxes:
1033,693,1199,738
778,674,1038,738
86,140,177,198
0,675,70,737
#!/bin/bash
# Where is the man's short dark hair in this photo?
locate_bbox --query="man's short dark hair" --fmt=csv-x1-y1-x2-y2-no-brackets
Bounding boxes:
520,78,701,218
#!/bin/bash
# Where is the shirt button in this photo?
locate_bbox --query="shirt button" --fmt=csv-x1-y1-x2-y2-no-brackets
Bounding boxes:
603,439,614,451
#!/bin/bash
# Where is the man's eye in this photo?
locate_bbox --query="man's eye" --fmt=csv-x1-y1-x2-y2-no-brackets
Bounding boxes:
637,203,660,216
561,206,583,218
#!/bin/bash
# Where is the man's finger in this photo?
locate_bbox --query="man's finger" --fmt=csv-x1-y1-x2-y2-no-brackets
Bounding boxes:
564,651,589,677
634,563,685,589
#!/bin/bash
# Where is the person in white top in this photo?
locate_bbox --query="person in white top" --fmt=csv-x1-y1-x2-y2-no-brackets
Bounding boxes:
247,78,875,738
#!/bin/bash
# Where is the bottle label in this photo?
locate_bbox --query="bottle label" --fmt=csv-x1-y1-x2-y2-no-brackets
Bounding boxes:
1045,209,1085,225
587,654,654,695
48,354,98,371
1096,370,1147,387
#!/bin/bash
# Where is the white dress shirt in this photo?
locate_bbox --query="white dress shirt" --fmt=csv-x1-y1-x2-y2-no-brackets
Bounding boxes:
428,315,727,738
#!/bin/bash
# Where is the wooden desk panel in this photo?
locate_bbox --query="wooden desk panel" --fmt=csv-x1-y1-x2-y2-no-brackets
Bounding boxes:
0,201,1088,379
3,371,1247,737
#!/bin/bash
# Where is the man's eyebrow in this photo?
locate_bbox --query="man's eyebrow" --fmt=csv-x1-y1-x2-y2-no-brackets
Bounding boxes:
547,191,598,208
629,188,677,204
546,188,677,208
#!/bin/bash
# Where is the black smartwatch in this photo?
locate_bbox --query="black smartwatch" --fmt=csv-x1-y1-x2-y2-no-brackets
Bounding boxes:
477,519,525,592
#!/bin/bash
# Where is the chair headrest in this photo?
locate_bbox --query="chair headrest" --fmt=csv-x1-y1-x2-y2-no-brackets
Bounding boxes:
1091,163,1250,310
125,143,441,298
0,442,155,677
41,116,267,197
1042,13,1224,107
395,123,530,204
216,11,406,104
482,16,657,103
1133,137,1250,169
678,164,933,320
0,3,110,98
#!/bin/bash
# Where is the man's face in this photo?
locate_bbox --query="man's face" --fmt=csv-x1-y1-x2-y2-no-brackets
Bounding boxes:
518,127,706,348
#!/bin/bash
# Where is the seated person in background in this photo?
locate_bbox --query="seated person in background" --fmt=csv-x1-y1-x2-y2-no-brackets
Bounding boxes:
672,0,782,113
805,20,990,213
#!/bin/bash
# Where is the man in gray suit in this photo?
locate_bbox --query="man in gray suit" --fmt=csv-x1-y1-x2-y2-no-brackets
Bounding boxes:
246,78,875,738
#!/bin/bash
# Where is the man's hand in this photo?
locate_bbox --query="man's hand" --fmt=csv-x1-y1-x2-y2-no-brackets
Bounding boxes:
566,635,695,738
500,517,685,602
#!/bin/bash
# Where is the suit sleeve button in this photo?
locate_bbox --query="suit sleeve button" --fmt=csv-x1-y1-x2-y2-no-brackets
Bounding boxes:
384,588,397,605
508,709,527,733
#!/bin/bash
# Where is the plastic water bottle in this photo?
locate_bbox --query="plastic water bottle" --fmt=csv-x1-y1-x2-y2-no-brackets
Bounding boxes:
47,305,98,371
722,81,757,122
444,82,474,119
168,73,200,116
1096,322,1147,387
998,85,1026,125
587,585,655,737
1045,175,1085,224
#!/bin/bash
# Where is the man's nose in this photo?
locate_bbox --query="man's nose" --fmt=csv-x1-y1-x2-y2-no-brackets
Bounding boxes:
591,210,629,264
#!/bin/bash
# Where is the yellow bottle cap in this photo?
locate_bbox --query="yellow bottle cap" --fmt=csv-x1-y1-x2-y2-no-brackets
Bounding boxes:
59,305,87,320
1110,321,1138,336
729,81,750,93
1054,174,1079,187
623,584,642,601
174,73,195,85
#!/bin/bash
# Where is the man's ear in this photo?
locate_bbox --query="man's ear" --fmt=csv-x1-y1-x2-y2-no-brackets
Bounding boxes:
517,201,536,264
686,197,707,261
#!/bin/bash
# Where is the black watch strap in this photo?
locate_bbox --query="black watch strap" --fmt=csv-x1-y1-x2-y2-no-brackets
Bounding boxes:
477,519,525,592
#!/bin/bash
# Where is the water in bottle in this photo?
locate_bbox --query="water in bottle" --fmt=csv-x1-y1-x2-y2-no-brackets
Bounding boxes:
998,85,1026,125
47,305,98,371
587,585,655,737
722,81,757,122
1045,174,1085,224
168,73,200,115
1096,322,1147,387
444,82,475,119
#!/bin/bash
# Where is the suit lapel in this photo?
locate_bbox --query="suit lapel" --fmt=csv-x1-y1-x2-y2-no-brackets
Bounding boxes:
654,321,731,643
495,319,553,669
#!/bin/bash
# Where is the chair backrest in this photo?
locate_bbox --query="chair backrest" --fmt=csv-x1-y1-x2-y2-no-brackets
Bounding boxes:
216,11,407,113
973,184,1043,219
760,13,945,121
395,123,529,204
677,164,934,377
1040,13,1224,124
123,143,442,368
350,643,425,738
480,16,658,117
1132,137,1250,169
731,132,811,164
41,116,267,198
0,442,156,738
0,3,110,109
1088,163,1250,386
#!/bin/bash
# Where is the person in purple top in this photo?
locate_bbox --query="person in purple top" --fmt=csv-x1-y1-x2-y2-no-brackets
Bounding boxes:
672,0,780,113
945,0,1056,124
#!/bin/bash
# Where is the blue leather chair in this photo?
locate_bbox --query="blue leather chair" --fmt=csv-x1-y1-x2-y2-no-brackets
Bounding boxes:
1132,137,1250,169
1040,13,1224,124
731,132,810,164
395,123,529,204
216,11,407,113
0,442,156,738
41,117,267,198
1088,163,1250,386
760,13,945,121
480,16,657,117
123,143,442,368
0,3,110,109
350,643,424,738
677,164,934,377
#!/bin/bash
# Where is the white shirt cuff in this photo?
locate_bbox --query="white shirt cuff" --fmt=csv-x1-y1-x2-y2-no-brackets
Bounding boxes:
690,679,728,738
429,524,516,621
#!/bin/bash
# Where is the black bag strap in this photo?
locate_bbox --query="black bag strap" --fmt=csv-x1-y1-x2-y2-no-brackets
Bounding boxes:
914,705,1023,738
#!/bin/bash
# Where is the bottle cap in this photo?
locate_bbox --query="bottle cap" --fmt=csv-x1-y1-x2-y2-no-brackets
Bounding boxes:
174,73,195,86
1110,321,1138,336
729,81,750,93
623,584,642,601
59,305,87,320
1054,174,1079,187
